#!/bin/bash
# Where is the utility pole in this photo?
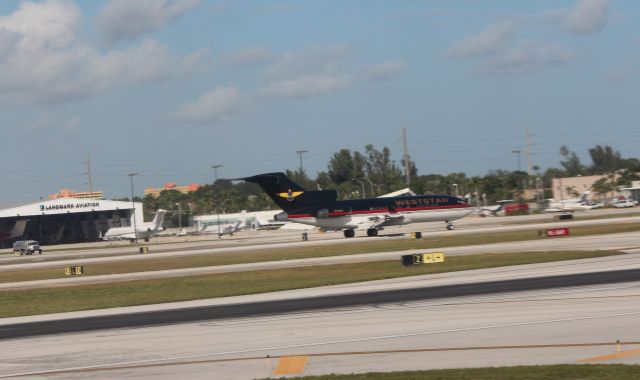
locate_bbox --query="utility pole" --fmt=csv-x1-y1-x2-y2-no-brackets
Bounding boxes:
211,165,223,239
363,177,374,197
128,173,139,245
511,150,522,172
176,203,182,230
525,129,533,176
84,156,94,199
211,165,223,184
296,150,308,178
402,128,411,185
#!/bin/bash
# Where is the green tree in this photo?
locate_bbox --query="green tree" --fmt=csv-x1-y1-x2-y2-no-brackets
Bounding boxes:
363,144,403,193
327,149,365,186
315,171,335,190
564,185,580,198
617,169,640,188
559,145,586,176
589,145,624,174
591,177,617,200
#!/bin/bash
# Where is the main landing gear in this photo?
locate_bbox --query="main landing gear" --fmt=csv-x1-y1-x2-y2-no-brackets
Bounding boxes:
343,229,355,238
445,221,454,231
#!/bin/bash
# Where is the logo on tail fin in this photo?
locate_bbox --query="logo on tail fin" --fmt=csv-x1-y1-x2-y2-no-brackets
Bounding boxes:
277,189,303,202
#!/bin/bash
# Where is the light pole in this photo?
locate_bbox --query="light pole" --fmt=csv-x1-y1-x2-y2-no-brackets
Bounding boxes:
211,165,223,239
296,150,308,177
511,150,522,172
352,178,365,199
211,165,223,183
452,183,458,197
175,203,182,231
128,173,139,245
363,178,374,197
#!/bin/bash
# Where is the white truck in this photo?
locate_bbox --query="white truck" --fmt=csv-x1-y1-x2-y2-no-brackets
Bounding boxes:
13,240,42,255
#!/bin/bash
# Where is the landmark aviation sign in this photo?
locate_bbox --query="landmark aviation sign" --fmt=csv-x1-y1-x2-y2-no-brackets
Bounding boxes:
40,202,101,211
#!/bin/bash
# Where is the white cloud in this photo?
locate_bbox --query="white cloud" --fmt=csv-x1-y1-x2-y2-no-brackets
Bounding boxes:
445,22,517,59
266,44,351,81
225,46,271,67
0,1,207,104
259,75,349,98
0,0,81,51
445,20,571,76
174,86,241,123
259,45,404,98
60,116,81,134
361,60,407,82
478,40,572,76
25,111,81,135
252,3,293,14
99,0,201,44
566,0,611,34
260,44,352,99
0,28,21,61
605,65,640,82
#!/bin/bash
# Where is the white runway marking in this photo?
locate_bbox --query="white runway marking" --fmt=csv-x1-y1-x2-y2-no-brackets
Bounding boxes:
3,310,640,378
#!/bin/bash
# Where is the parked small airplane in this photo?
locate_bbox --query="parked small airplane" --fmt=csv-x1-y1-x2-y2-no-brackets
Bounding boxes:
0,220,28,242
474,200,513,217
545,192,592,213
102,209,166,242
200,219,246,236
241,172,473,238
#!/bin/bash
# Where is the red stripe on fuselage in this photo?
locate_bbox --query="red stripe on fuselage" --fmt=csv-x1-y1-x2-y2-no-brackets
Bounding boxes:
286,204,470,219
287,213,315,218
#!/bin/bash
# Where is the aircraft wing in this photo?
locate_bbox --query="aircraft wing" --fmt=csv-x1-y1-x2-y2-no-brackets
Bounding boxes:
353,214,405,229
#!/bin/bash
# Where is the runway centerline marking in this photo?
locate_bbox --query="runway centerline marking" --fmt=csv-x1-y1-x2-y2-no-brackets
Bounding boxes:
273,355,308,375
578,348,640,363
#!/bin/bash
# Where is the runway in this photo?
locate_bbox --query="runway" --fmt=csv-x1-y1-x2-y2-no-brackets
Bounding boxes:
2,268,639,378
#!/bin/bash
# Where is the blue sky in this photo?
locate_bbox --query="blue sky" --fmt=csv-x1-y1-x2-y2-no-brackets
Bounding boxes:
0,0,638,203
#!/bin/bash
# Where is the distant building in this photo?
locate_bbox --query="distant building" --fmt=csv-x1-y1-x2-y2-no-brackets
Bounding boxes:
621,180,640,201
0,198,142,247
49,188,103,200
552,175,623,200
144,182,202,197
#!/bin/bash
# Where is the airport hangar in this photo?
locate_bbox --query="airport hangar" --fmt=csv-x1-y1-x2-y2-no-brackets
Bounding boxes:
0,198,143,247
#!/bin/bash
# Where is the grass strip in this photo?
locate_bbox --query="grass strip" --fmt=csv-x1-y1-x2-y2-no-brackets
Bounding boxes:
0,250,623,318
265,364,640,380
1,222,639,284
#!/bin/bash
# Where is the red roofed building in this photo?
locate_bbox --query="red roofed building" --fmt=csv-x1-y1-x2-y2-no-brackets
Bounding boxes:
49,188,104,200
144,183,202,197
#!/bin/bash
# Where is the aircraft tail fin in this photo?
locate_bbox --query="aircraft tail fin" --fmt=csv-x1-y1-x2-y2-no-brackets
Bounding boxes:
10,220,28,237
242,172,338,211
152,209,166,231
580,191,590,203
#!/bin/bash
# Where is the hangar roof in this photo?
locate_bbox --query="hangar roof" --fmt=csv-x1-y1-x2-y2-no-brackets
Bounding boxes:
0,198,140,218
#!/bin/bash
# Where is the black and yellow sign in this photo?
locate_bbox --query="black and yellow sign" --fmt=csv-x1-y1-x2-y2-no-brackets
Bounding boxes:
423,252,445,263
276,189,303,201
64,266,84,276
401,252,445,266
